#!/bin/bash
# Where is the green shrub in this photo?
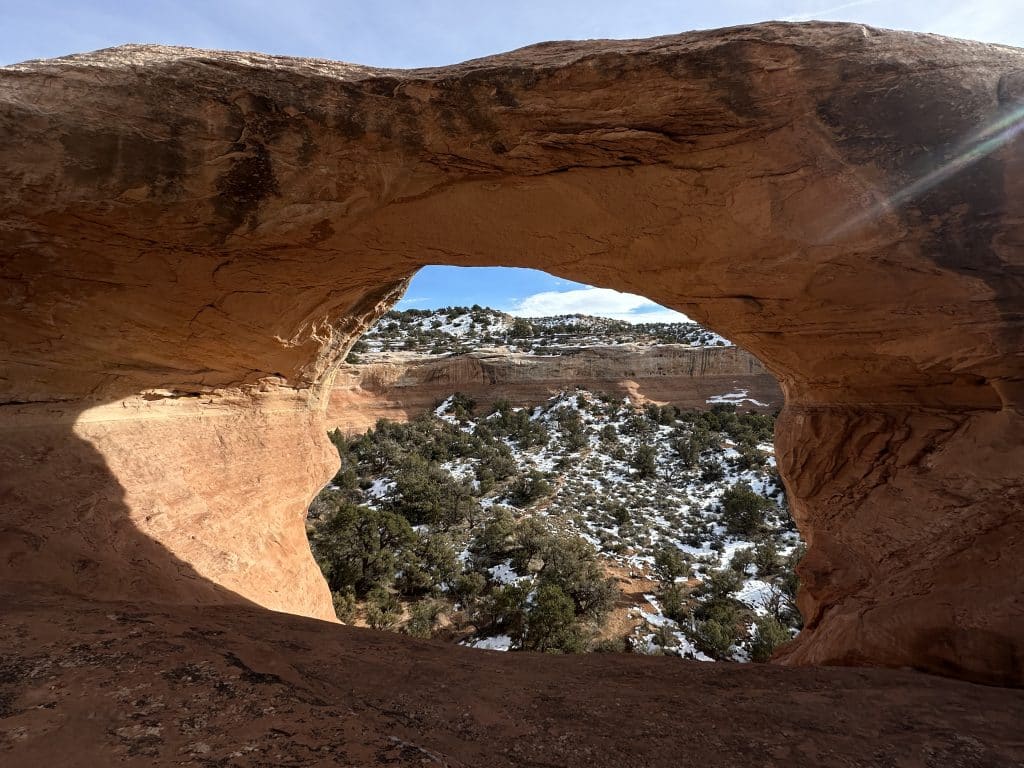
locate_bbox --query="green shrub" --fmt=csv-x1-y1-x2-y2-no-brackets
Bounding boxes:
451,571,486,604
468,508,518,566
696,567,742,601
509,318,534,339
631,445,658,479
532,534,616,621
555,407,587,451
753,539,780,578
508,470,552,506
653,623,679,650
590,637,627,653
609,502,631,527
750,614,790,662
390,455,479,528
395,532,459,596
474,583,531,642
658,582,689,624
365,587,402,630
308,496,414,598
653,545,690,584
689,617,740,660
404,600,444,639
729,547,755,575
523,584,583,653
331,589,357,623
720,482,773,536
700,460,725,483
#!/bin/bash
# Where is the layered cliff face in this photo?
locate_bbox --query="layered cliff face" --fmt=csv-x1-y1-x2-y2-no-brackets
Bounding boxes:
328,345,782,432
1,22,1022,687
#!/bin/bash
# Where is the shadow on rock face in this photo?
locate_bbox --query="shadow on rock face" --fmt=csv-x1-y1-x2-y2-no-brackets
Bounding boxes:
0,405,260,608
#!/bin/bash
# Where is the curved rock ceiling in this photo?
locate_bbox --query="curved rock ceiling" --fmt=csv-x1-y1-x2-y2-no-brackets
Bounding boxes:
0,22,1021,685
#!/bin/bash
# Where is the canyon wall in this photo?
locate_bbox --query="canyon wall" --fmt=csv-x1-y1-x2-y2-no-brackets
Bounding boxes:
1,23,1022,684
328,345,782,432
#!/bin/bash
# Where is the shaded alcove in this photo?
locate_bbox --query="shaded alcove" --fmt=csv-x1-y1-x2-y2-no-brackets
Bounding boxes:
1,24,1021,690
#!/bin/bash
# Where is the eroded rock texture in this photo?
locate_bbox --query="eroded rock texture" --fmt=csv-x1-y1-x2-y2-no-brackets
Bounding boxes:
1,22,1022,687
328,345,782,432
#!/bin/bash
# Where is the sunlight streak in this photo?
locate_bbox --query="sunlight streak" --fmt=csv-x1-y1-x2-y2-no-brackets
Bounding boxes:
831,103,1024,238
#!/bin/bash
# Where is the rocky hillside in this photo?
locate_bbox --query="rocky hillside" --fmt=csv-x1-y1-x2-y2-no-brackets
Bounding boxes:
309,390,802,662
349,306,731,356
328,308,782,431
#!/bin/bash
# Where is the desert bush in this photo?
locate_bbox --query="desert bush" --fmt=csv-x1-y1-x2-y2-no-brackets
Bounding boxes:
728,547,756,575
750,614,790,662
590,637,627,653
696,567,742,601
653,544,690,583
631,445,658,479
345,338,369,363
689,616,740,660
653,623,679,650
523,584,583,653
509,317,535,339
395,532,460,596
700,460,725,483
468,508,518,567
365,587,402,630
608,502,631,527
331,589,357,623
404,600,444,639
390,455,479,528
507,470,552,506
753,539,780,578
450,571,487,604
720,482,773,536
555,407,587,451
535,536,616,621
732,443,768,471
447,391,476,422
474,583,531,641
309,496,414,598
658,582,690,624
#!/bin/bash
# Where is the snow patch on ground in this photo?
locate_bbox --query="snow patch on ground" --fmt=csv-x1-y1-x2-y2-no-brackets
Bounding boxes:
707,389,768,407
464,634,512,652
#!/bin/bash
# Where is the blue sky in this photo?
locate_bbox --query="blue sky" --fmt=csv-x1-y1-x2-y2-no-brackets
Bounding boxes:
396,267,695,323
4,1,1020,321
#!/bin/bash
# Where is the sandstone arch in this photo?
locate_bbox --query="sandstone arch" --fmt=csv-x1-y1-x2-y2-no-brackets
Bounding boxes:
0,22,1021,687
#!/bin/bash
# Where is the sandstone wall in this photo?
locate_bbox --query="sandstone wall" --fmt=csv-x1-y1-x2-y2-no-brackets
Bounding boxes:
327,345,783,432
1,23,1022,684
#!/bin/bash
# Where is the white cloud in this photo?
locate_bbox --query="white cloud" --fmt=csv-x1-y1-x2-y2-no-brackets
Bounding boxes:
782,0,885,23
507,287,692,324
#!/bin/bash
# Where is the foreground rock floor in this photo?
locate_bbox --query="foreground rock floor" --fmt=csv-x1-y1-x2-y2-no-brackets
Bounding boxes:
2,588,1022,767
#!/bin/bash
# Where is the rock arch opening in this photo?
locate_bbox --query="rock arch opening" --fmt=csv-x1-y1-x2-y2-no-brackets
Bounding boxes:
0,23,1021,689
309,265,800,659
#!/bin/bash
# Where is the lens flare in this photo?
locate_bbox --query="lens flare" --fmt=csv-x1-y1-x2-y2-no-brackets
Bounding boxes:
830,103,1024,239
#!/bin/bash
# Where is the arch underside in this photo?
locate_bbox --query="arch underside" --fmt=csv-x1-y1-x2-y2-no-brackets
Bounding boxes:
0,21,1022,691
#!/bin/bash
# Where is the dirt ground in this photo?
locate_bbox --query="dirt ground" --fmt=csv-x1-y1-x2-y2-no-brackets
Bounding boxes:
596,561,663,645
2,585,1023,767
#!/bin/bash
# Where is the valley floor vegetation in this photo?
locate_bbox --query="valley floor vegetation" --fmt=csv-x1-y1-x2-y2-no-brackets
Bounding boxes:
347,305,729,360
307,391,804,661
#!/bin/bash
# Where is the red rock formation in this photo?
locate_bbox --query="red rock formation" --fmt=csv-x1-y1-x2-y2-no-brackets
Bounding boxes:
327,345,783,432
0,22,1022,690
3,584,1024,766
